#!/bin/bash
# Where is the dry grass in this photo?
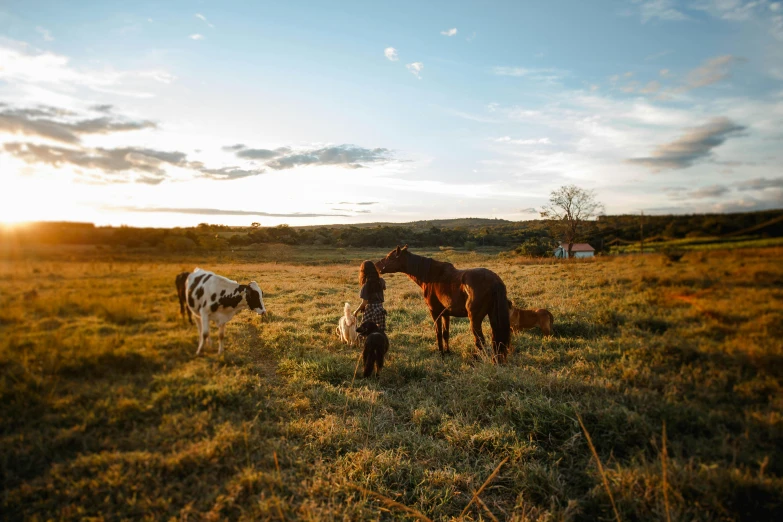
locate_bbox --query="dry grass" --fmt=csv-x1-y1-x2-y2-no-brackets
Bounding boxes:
1,247,782,520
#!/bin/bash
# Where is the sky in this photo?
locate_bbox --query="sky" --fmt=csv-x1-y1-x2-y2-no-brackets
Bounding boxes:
1,0,782,227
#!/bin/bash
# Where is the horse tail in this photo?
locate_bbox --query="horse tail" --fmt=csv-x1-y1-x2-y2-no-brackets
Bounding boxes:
489,282,511,362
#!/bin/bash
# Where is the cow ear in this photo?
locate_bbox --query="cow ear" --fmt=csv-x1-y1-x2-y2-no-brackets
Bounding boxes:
401,244,408,251
395,246,401,254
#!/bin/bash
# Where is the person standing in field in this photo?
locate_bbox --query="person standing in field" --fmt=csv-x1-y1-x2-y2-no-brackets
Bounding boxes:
354,260,387,332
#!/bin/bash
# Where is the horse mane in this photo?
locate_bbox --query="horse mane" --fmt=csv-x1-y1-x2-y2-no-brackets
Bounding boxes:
405,251,456,283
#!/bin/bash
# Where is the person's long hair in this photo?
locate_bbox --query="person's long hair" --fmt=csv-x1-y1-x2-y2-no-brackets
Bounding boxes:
359,260,382,294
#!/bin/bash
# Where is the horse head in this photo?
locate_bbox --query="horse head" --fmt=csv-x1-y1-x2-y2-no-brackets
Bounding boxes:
376,244,408,274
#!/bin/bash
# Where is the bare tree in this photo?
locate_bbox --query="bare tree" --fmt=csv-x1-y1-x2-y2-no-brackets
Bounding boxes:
540,184,604,258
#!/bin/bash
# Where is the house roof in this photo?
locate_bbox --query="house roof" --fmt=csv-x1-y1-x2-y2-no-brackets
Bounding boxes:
557,242,595,252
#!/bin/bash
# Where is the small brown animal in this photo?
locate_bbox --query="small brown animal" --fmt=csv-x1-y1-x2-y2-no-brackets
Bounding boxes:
175,271,193,324
508,300,554,336
355,320,389,377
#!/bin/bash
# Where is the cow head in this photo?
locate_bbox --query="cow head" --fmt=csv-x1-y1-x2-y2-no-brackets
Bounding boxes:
376,244,408,274
245,282,266,315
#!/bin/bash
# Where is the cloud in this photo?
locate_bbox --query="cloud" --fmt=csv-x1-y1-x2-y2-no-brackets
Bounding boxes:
264,145,390,170
0,104,157,144
195,167,264,180
520,207,538,213
627,117,746,170
35,26,54,41
736,177,783,191
189,34,204,40
493,136,552,145
114,206,350,218
644,49,673,61
236,147,290,160
440,28,457,36
0,42,175,98
640,80,661,93
632,0,689,23
3,140,266,183
691,0,763,21
4,142,187,176
90,104,113,113
466,31,477,42
195,13,214,28
406,62,423,79
676,55,746,92
491,66,567,83
338,201,378,205
687,184,730,199
384,47,398,61
225,144,390,169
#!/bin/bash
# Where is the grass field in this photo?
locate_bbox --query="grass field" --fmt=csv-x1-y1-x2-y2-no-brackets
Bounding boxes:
612,235,783,254
1,246,782,520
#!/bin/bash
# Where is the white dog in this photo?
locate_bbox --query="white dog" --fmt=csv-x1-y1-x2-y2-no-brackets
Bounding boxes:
336,302,358,346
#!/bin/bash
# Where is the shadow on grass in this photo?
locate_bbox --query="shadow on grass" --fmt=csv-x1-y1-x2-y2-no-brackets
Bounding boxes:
58,351,162,379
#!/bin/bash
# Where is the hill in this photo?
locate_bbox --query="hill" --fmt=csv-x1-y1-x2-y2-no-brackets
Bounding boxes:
2,209,782,257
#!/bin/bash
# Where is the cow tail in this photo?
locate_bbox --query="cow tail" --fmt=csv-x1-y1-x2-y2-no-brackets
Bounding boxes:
489,282,511,362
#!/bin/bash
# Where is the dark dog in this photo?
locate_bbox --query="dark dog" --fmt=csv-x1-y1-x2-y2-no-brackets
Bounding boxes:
175,271,193,324
356,320,389,378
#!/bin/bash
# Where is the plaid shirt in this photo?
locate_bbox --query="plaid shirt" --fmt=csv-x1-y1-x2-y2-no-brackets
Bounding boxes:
362,302,387,332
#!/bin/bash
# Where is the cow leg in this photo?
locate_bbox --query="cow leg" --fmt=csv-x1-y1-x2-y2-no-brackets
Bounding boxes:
194,314,205,355
197,311,210,354
217,323,226,355
441,314,451,354
186,306,193,325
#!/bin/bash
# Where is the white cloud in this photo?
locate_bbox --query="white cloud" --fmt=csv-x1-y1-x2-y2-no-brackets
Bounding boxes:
406,62,423,79
492,66,567,83
633,0,689,23
466,31,476,42
0,41,176,99
440,28,457,36
384,47,398,61
493,136,552,145
189,34,204,40
492,67,533,77
35,26,53,42
195,13,214,28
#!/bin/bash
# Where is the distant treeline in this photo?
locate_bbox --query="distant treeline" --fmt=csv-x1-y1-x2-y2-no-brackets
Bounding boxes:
2,209,782,256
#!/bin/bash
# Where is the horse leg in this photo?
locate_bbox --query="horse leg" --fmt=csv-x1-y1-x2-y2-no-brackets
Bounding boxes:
441,315,451,354
430,308,446,354
468,313,488,358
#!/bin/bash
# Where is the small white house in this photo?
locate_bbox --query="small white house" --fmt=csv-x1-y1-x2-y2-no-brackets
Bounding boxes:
554,242,595,259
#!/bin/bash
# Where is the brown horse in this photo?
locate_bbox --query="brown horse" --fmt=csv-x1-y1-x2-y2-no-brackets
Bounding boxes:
376,245,511,362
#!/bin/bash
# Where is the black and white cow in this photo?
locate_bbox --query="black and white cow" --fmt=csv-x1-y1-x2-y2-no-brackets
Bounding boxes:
185,268,266,355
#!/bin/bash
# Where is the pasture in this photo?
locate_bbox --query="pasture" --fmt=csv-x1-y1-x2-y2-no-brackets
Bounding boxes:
1,246,782,520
